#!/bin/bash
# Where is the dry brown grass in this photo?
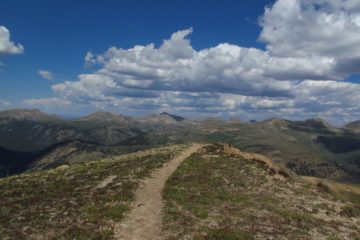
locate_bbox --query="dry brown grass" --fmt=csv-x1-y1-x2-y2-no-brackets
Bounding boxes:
221,144,292,179
302,176,360,203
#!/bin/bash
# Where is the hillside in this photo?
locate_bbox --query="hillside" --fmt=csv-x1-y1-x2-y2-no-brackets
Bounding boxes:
0,144,359,239
25,140,109,171
193,119,360,183
137,112,186,125
0,146,40,177
345,120,360,131
0,109,62,122
0,110,143,151
0,140,142,177
79,112,133,124
0,109,186,152
163,144,360,239
0,144,187,239
1,109,360,184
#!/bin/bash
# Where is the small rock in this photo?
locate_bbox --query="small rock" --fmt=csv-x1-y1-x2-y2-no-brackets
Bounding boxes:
56,165,70,171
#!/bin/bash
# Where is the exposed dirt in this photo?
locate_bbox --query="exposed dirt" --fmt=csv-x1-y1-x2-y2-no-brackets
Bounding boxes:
95,175,117,189
114,144,202,240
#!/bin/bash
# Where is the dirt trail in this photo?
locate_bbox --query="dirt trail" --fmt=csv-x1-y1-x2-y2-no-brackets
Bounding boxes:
114,144,202,240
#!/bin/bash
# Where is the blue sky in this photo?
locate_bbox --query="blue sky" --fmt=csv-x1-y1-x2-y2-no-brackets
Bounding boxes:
0,0,271,103
1,0,360,123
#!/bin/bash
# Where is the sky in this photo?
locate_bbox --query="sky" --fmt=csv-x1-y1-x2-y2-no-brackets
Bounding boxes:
1,0,360,124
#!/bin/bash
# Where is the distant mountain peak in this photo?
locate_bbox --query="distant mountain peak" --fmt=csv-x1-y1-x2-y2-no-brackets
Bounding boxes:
259,117,289,126
79,111,132,123
345,120,360,130
138,112,186,124
159,112,185,122
300,118,334,129
0,108,61,122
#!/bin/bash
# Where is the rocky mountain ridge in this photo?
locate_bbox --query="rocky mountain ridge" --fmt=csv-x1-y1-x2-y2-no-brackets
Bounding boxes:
1,108,360,183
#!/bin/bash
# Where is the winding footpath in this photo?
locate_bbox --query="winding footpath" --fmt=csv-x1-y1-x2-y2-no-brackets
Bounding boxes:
114,144,202,240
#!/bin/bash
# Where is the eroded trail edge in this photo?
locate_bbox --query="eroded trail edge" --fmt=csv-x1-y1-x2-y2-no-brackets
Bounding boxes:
114,144,202,240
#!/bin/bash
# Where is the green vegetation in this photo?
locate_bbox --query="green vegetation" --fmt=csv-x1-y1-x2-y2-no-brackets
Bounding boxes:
340,204,360,218
163,144,360,239
195,228,254,240
0,144,186,239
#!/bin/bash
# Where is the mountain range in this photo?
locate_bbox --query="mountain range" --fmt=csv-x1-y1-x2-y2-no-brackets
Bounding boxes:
1,109,360,183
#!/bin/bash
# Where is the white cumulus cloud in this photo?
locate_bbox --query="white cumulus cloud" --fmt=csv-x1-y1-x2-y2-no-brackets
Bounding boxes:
24,0,360,124
0,99,10,107
259,0,360,74
38,70,54,80
23,97,70,107
52,31,336,99
0,26,24,55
